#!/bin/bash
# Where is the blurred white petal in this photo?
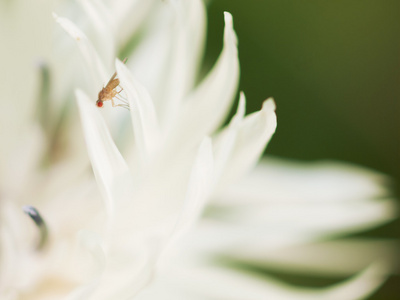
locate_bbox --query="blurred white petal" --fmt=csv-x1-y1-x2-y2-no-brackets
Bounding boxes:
208,198,396,239
76,89,133,218
115,59,160,163
168,137,214,244
215,157,389,205
214,98,277,190
213,92,246,185
0,0,52,174
77,0,115,67
65,231,105,300
225,238,399,277
2,125,46,196
54,13,108,90
108,0,158,46
155,0,207,127
162,262,388,300
167,12,239,150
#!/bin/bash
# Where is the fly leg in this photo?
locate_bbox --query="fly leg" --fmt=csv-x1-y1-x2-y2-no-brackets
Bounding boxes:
111,97,129,109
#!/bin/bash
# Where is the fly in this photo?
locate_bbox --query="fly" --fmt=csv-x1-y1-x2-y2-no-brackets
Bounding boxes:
96,58,128,109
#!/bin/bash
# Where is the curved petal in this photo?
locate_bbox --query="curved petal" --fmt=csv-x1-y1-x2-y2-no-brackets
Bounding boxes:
163,262,389,300
65,231,106,300
214,157,390,206
125,0,206,129
76,90,133,219
159,137,214,269
207,198,396,239
0,0,52,173
213,92,246,185
215,98,277,191
167,12,239,151
115,59,160,164
225,238,398,277
179,210,396,258
156,0,207,127
110,0,159,47
77,0,115,68
170,137,214,242
54,13,108,91
2,124,45,197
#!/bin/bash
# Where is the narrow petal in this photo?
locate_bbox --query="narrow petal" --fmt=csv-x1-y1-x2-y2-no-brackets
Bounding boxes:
54,13,108,90
156,0,207,127
171,137,214,241
213,92,246,185
124,0,206,130
167,12,239,150
77,0,115,67
180,207,396,258
116,59,160,164
76,89,132,218
225,238,398,277
215,98,277,191
65,231,106,300
3,125,45,196
206,198,396,242
110,0,158,47
214,157,390,206
165,262,389,300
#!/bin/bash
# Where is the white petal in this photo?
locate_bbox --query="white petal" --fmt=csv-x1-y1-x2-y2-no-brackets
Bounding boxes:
125,0,206,130
167,12,239,150
165,262,389,300
178,208,396,258
215,98,277,191
54,13,108,90
89,230,159,300
76,90,132,219
170,137,214,242
207,198,396,239
116,59,160,164
76,0,115,67
0,0,52,166
225,238,398,277
2,125,45,197
110,0,158,46
215,157,390,206
156,0,207,127
65,231,106,300
213,92,246,185
0,226,17,291
176,0,207,93
134,280,209,300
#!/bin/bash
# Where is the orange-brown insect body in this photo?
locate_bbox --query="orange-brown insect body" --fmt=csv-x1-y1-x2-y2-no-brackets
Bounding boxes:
97,78,119,106
96,58,127,108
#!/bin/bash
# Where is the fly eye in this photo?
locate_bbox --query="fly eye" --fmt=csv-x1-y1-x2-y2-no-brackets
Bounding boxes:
96,100,103,108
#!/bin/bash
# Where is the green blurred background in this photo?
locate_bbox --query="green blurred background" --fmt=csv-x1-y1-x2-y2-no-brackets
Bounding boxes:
205,1,399,299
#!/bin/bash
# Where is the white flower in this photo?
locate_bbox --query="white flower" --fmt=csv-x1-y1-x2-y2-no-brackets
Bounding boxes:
0,1,396,300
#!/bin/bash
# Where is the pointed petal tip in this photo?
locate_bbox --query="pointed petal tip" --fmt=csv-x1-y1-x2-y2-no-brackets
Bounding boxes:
223,11,233,24
262,98,276,111
54,15,84,41
236,92,246,120
238,92,246,115
223,12,238,46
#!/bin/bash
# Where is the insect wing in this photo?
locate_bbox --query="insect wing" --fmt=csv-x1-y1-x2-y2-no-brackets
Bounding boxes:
104,58,128,88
